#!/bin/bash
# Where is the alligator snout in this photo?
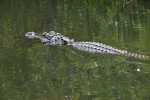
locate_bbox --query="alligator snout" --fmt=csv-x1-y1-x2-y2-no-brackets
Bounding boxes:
25,32,36,39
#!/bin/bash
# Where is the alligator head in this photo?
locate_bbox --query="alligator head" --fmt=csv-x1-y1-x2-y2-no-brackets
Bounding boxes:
25,31,74,45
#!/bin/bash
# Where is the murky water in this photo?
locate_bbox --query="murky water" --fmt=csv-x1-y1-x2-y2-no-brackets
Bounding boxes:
0,0,150,100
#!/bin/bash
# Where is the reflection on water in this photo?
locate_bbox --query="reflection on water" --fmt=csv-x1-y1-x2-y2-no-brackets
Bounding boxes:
0,0,150,100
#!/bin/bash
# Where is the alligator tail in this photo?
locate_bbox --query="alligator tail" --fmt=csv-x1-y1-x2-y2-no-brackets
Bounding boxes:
72,42,148,59
126,52,149,59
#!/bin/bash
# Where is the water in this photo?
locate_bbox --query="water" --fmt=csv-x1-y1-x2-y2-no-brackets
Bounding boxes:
0,0,150,100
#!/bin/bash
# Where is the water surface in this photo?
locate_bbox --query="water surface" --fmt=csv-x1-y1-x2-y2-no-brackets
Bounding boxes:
0,0,150,100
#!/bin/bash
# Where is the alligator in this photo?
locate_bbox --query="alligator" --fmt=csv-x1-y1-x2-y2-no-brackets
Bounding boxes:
25,31,148,59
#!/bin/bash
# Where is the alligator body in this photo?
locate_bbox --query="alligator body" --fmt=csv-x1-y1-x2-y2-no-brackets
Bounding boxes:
25,31,148,59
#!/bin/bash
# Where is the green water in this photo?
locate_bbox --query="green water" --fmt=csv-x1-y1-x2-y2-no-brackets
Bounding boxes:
0,0,150,100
